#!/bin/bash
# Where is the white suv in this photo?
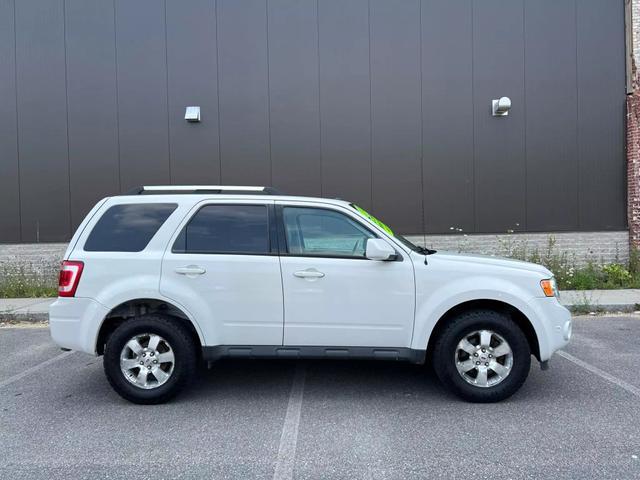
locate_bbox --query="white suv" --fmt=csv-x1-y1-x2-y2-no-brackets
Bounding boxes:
50,186,571,404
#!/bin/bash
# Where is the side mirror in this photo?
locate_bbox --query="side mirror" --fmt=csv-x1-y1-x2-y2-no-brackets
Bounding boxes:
365,238,397,261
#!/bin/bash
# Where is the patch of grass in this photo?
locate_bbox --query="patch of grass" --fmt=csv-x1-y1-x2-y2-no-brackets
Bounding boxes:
561,262,640,290
498,237,640,291
566,292,603,315
0,282,58,299
568,263,603,290
0,265,57,299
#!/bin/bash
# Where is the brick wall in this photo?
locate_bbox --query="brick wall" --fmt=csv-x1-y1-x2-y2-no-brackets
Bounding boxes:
630,0,640,249
407,231,629,267
0,243,67,283
629,92,640,249
0,232,629,284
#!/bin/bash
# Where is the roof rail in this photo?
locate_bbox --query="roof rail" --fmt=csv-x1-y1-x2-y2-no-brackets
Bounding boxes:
124,185,285,196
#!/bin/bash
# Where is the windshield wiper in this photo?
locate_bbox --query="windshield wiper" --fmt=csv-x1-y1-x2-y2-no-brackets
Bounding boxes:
416,246,436,255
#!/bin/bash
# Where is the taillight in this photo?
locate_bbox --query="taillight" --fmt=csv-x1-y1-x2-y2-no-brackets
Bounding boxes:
58,261,84,297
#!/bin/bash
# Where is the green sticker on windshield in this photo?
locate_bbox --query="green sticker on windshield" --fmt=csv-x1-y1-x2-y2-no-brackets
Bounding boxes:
353,205,394,236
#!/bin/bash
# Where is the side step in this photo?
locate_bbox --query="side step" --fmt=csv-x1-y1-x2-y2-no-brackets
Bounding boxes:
202,345,426,364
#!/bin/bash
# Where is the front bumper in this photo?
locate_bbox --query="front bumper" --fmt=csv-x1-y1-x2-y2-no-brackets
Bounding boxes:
49,297,109,354
530,296,572,361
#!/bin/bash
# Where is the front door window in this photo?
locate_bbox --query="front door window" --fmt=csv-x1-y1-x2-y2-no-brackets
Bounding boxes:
282,207,375,258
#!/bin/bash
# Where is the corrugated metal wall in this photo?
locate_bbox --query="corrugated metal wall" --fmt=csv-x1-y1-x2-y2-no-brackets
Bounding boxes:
0,0,627,242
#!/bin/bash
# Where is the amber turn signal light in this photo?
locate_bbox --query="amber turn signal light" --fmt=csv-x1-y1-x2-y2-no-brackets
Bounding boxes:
540,279,557,297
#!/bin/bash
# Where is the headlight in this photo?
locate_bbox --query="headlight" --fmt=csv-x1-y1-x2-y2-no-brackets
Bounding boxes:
540,278,558,298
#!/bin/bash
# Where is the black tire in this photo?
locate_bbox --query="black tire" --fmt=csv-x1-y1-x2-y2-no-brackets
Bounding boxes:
103,314,197,404
432,309,531,403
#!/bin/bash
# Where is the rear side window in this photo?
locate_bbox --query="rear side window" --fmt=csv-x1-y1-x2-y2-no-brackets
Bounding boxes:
172,204,269,254
84,203,177,252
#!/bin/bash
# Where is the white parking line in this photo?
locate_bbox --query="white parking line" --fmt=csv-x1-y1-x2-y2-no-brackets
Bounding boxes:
273,363,306,480
557,350,640,398
0,351,74,389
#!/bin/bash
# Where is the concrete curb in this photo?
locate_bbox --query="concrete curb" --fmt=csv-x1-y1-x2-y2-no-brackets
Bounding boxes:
565,304,639,314
560,289,640,314
0,298,55,324
3,308,636,323
1,290,640,324
0,312,49,324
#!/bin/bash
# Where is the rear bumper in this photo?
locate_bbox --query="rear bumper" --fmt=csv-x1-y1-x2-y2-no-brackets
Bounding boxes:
49,297,109,354
530,297,572,361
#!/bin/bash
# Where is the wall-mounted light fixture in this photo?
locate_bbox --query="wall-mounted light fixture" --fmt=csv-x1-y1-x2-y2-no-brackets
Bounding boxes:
185,106,201,122
492,97,511,116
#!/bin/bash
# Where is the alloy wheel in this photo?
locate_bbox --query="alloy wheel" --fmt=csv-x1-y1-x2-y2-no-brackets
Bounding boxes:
119,333,175,389
454,329,513,388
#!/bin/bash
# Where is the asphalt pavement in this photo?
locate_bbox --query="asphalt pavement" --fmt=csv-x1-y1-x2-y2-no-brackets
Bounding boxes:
1,316,639,479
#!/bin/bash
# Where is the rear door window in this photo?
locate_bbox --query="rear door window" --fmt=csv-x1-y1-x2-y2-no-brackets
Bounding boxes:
172,204,269,254
84,203,177,252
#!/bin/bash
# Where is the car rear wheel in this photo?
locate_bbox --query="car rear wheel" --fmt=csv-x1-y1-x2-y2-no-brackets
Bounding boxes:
432,309,531,403
103,314,197,404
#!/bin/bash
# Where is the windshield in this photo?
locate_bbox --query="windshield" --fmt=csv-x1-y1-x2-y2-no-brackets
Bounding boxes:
349,204,435,254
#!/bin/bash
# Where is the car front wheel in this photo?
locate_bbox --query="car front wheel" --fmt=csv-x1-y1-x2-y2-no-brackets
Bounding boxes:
432,309,531,403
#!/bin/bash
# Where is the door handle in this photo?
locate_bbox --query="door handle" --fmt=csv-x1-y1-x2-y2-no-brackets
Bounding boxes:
293,269,325,279
175,265,206,275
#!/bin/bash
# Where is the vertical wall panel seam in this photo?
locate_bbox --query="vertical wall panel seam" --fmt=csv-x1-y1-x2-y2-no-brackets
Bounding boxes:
316,0,323,196
367,0,373,209
418,0,425,241
12,0,22,241
113,0,122,193
211,0,222,184
62,0,72,237
265,0,273,185
522,0,527,231
214,0,222,182
163,0,172,183
574,0,580,229
471,0,476,232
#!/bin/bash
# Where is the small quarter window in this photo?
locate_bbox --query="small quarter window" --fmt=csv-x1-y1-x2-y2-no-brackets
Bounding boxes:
173,205,269,254
282,207,375,258
84,203,177,252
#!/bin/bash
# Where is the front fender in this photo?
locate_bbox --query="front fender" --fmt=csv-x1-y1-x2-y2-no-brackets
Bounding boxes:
411,276,552,360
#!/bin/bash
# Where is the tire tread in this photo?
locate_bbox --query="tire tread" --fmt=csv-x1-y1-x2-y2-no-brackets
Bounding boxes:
432,309,531,403
103,314,197,404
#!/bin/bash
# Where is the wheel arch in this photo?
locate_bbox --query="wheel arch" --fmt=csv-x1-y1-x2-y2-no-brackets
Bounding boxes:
425,299,541,363
96,298,203,356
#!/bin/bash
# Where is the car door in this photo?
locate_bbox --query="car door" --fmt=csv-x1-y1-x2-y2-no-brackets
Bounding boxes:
277,201,415,348
160,200,283,346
